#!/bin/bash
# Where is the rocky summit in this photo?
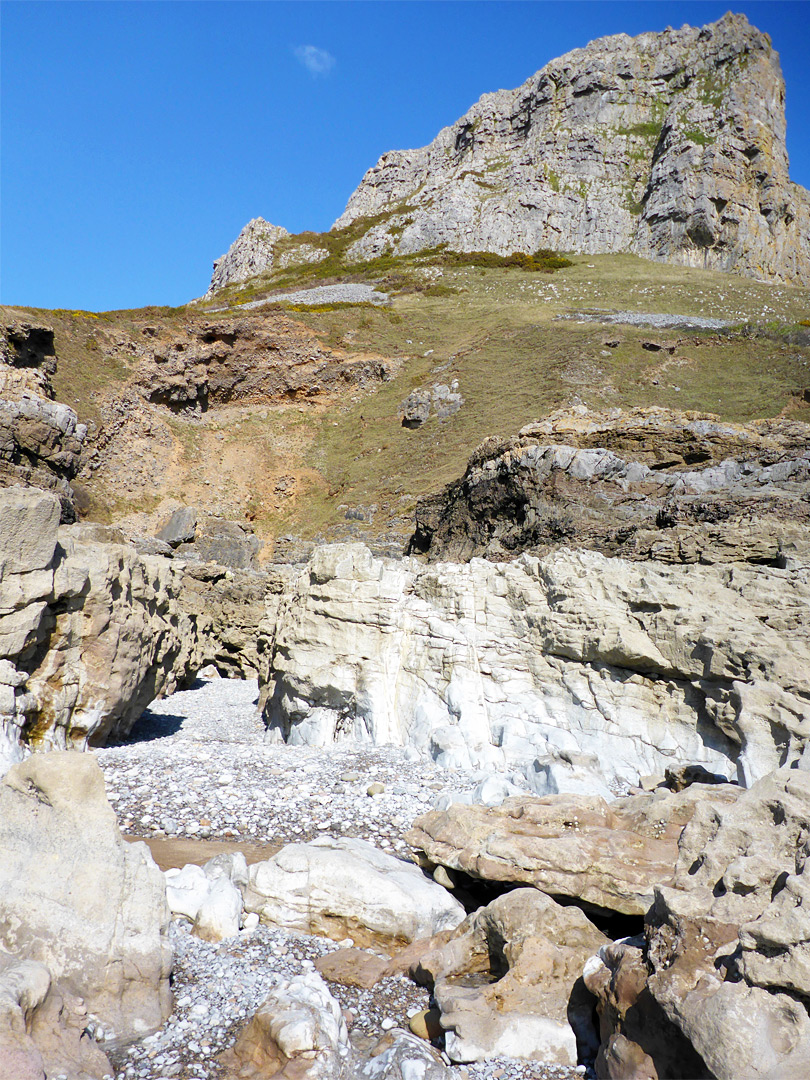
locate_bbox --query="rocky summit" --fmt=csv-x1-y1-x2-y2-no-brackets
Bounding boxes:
213,13,810,293
336,13,810,284
3,8,810,1079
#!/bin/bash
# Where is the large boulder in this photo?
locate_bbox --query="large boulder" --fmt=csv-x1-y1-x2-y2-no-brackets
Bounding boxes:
219,970,350,1080
243,836,466,946
585,768,810,1078
355,1030,452,1078
583,938,712,1079
413,888,608,1065
0,946,115,1080
0,751,172,1043
407,783,742,915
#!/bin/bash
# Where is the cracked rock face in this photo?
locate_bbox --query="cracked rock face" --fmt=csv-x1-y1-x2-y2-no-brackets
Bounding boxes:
409,406,810,566
412,888,608,1065
0,752,172,1044
0,320,86,522
406,783,742,916
0,487,269,771
208,218,291,294
258,535,810,791
333,13,810,286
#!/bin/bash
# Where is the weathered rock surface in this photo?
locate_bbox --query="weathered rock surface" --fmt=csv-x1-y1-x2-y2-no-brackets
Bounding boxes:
0,319,86,521
410,406,810,565
407,783,741,915
243,836,466,946
413,888,608,1065
208,218,292,294
0,946,117,1080
399,382,464,429
355,1029,452,1078
0,752,172,1044
154,506,262,569
77,310,399,537
259,537,810,789
0,487,269,770
584,767,810,1078
583,937,712,1079
218,969,351,1079
333,14,810,286
313,947,391,990
124,316,394,415
207,219,332,294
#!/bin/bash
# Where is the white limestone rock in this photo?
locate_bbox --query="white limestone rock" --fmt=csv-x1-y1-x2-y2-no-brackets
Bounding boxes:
332,13,810,287
165,864,210,922
417,889,607,1065
259,541,810,790
193,877,242,943
208,218,290,293
243,836,466,944
0,751,172,1042
219,969,350,1079
357,1029,452,1078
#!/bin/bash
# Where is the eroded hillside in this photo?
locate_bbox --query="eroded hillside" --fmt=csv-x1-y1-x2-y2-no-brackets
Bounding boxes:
3,250,810,560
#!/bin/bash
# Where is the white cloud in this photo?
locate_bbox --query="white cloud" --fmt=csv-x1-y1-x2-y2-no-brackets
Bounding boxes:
294,45,336,77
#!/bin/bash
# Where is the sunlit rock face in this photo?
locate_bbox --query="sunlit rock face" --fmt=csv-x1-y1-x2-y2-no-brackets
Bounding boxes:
258,539,810,791
333,13,810,287
0,487,268,772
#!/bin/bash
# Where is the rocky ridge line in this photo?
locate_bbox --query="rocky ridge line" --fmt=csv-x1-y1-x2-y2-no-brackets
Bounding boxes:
335,13,810,286
209,13,810,293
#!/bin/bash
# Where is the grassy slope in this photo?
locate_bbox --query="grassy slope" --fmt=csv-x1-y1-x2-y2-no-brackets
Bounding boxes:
4,249,809,549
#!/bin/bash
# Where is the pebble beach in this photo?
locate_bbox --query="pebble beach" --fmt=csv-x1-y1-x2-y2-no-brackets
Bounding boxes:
94,677,586,1080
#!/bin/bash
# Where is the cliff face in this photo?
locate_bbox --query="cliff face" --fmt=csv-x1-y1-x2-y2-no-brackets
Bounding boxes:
0,320,86,522
334,13,810,286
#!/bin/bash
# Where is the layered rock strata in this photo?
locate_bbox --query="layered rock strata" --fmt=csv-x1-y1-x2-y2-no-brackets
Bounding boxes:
0,320,86,521
410,405,810,564
0,487,268,772
86,313,396,418
259,538,810,789
406,782,742,916
333,13,810,286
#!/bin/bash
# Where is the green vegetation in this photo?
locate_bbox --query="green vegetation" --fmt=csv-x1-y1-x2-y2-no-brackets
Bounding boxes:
625,195,645,216
7,250,809,548
683,129,715,147
439,249,573,272
618,121,663,139
696,68,727,109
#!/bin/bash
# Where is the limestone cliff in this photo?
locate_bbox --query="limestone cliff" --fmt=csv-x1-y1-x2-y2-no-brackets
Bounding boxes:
0,487,269,772
333,12,810,286
258,540,810,791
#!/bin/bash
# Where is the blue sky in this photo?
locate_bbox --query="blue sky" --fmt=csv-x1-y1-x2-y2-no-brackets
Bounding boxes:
3,1,809,312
